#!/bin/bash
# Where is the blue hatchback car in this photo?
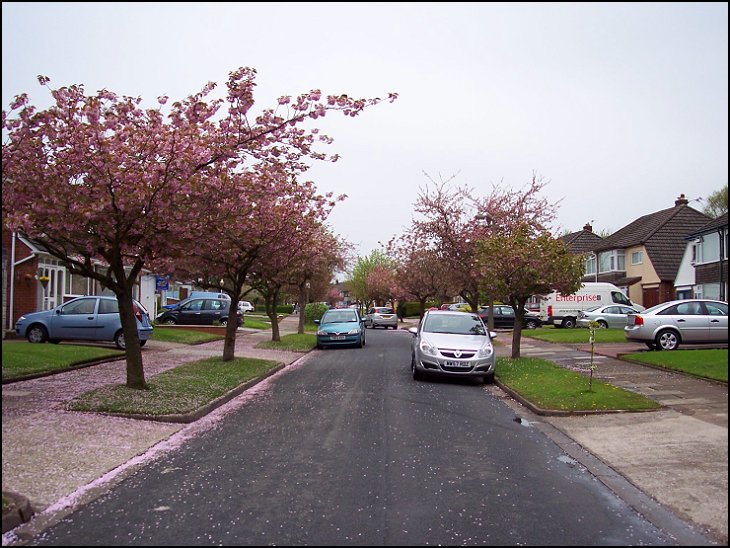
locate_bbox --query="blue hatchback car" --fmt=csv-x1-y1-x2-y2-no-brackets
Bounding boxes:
15,295,153,350
314,308,365,349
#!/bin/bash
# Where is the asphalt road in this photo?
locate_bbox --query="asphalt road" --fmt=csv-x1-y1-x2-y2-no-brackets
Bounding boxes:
27,329,675,546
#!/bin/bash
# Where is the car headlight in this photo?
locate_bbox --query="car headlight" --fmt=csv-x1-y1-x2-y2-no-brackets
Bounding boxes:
17,315,27,322
477,344,494,359
316,330,327,336
419,339,438,356
347,328,360,335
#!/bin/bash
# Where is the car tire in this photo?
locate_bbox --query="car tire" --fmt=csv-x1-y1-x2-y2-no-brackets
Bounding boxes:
114,330,126,350
26,324,49,344
162,318,177,325
655,329,680,351
220,318,228,327
140,340,147,347
561,317,576,329
524,320,539,330
483,372,495,384
411,355,423,381
597,320,609,329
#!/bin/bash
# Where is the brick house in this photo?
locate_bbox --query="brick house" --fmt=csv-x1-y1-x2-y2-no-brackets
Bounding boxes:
585,195,712,308
2,229,157,335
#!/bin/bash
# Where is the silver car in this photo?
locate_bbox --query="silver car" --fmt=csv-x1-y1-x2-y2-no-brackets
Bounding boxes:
408,310,496,383
577,304,640,329
364,307,398,329
624,299,728,350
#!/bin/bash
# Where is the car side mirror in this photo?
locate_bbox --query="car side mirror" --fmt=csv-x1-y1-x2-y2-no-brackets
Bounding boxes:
490,331,497,339
313,319,320,324
408,327,418,335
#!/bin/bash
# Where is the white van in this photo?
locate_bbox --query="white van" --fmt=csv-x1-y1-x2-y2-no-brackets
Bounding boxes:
539,282,644,328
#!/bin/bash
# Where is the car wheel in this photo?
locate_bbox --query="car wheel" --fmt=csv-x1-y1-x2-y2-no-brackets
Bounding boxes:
524,320,539,330
163,318,177,325
140,340,147,347
483,372,495,384
114,330,126,350
220,318,228,327
655,329,680,351
561,317,576,329
597,320,609,329
411,354,423,381
27,324,49,344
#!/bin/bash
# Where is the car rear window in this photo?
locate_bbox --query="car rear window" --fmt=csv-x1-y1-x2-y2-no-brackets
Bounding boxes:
375,308,393,314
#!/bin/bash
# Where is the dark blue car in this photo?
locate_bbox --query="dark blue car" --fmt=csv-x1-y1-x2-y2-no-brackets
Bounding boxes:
315,308,365,349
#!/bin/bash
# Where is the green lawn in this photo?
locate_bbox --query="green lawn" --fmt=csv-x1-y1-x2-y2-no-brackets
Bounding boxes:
2,341,124,380
69,356,281,416
622,349,728,382
256,333,317,352
150,329,225,344
496,357,661,412
523,327,628,344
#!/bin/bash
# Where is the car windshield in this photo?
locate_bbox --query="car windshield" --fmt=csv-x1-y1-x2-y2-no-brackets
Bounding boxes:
322,311,359,324
422,314,486,336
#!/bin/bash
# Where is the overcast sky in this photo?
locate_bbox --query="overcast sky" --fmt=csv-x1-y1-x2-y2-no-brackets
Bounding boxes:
3,2,728,258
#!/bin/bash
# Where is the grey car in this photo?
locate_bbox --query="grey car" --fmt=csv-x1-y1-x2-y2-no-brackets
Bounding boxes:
624,299,728,350
364,306,398,329
408,310,496,383
577,304,640,329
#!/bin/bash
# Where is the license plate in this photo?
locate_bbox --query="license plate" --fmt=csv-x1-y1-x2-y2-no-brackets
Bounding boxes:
330,335,346,340
380,315,394,319
445,360,470,368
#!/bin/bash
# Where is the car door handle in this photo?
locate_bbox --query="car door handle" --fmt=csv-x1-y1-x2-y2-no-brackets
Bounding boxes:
677,319,686,322
710,319,720,323
87,316,95,320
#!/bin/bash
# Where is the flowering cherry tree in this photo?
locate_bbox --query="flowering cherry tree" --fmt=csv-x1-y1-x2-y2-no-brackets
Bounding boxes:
2,69,396,388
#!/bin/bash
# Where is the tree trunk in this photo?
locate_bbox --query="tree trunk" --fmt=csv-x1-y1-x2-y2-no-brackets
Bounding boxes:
297,284,307,335
510,298,527,359
267,291,281,342
116,286,147,389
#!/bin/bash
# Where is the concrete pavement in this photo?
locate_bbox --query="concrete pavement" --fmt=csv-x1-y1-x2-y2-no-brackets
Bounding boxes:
2,317,727,544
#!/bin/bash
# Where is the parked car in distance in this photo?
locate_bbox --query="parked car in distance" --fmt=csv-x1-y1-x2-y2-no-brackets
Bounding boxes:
408,310,496,384
161,291,230,310
364,306,398,329
238,301,255,313
577,304,640,329
624,299,728,350
479,305,542,329
314,308,365,349
448,302,471,311
155,298,242,327
15,295,153,350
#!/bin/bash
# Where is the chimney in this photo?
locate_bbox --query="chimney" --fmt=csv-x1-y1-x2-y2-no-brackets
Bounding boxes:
675,193,689,206
583,223,593,233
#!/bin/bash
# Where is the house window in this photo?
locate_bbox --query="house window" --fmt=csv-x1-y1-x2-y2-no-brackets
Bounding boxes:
695,234,720,265
598,250,625,273
631,251,643,265
584,254,596,276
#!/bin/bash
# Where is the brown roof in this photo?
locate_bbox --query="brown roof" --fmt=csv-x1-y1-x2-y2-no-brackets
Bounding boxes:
560,229,603,254
687,212,728,237
594,203,712,281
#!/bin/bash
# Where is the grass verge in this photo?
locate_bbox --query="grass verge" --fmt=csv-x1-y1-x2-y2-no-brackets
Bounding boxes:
621,349,728,382
497,357,661,412
69,356,280,416
256,333,317,352
523,327,627,344
150,329,224,344
2,341,123,380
